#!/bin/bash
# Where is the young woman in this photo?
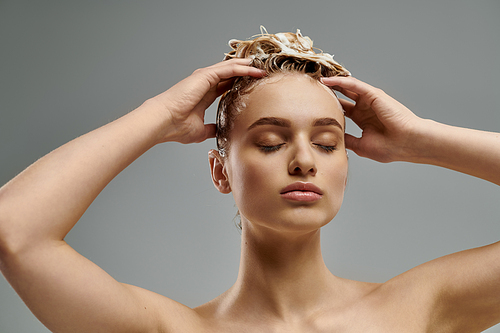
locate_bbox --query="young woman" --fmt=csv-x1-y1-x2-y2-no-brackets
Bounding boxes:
0,29,499,333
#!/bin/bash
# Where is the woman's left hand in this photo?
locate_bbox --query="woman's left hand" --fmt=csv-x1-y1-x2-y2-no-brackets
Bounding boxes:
321,76,424,163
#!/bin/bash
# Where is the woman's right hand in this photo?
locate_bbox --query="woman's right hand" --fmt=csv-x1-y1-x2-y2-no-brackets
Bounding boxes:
0,58,264,333
150,58,266,144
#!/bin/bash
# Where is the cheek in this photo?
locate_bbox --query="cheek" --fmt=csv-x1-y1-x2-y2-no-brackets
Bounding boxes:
227,153,281,208
232,156,276,192
322,159,348,198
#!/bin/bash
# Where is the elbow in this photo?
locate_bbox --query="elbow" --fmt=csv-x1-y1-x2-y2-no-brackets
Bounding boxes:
0,186,55,264
0,185,29,259
0,198,25,260
0,217,33,267
0,197,9,257
0,213,17,260
0,187,11,255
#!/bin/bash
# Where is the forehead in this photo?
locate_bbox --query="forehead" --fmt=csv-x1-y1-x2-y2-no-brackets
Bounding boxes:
236,73,344,129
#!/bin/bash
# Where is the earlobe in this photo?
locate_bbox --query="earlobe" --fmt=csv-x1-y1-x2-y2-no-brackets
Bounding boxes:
208,149,231,194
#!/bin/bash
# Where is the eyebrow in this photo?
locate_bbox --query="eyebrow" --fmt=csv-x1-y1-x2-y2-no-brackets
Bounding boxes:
248,117,291,130
248,117,343,130
313,117,343,130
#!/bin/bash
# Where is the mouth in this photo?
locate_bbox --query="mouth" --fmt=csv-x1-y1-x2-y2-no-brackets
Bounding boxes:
280,182,323,202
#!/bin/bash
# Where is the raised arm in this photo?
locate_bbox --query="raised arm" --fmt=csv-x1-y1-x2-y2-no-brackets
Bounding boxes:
0,59,265,333
322,76,500,331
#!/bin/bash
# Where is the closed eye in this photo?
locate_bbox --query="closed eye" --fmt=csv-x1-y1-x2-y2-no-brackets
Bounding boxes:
314,144,337,152
259,144,285,152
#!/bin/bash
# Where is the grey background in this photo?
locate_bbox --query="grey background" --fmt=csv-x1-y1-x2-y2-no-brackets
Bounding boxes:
1,0,499,332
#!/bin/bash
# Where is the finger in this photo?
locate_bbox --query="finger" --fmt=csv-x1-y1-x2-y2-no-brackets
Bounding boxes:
338,98,355,115
321,76,376,97
344,133,360,154
213,58,254,66
204,123,217,140
201,66,264,92
210,58,266,80
219,65,266,80
199,76,241,108
323,81,359,102
336,87,359,102
216,78,237,96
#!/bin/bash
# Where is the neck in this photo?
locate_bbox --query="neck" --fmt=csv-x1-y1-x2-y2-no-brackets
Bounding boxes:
221,221,342,321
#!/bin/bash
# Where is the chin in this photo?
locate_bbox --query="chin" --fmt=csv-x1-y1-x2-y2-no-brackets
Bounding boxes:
242,208,337,234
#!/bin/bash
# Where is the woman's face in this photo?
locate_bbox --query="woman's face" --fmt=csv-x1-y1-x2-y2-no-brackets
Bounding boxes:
223,73,348,233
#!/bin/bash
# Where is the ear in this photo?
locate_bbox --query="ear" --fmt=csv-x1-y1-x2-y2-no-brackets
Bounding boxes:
208,149,231,194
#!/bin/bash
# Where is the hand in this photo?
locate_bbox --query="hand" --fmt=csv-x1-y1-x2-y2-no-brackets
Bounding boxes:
321,76,424,163
151,59,266,144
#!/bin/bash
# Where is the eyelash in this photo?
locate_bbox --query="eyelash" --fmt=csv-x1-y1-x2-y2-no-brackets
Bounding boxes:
314,144,337,152
258,144,336,153
259,144,285,152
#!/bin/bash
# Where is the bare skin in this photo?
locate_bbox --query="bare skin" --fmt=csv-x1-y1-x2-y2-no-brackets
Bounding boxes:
0,59,499,333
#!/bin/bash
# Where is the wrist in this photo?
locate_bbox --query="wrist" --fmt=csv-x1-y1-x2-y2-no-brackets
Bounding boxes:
136,98,177,144
403,118,450,165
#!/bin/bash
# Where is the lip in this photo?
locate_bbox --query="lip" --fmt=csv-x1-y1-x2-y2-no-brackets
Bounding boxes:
280,182,323,202
280,182,323,195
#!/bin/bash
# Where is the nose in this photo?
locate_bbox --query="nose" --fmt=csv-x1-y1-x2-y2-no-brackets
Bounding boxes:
288,141,317,176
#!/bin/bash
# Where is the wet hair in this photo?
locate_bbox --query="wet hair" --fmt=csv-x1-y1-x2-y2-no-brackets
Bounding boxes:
216,26,351,157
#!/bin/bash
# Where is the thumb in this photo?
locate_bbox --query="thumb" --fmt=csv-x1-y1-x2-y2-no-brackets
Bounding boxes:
344,133,360,154
204,123,217,140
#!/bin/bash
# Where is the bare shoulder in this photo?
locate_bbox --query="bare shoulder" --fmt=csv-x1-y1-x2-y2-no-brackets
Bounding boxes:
371,241,500,332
